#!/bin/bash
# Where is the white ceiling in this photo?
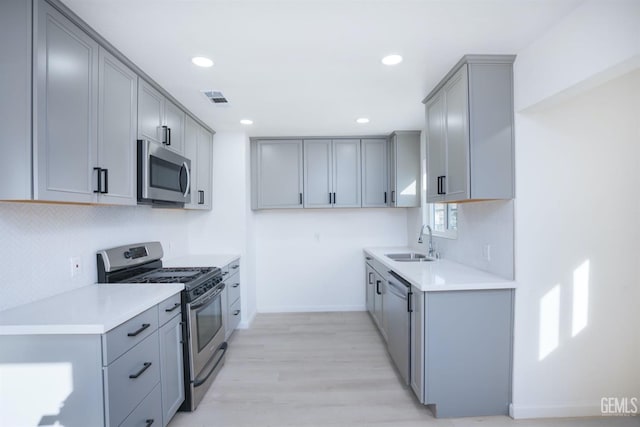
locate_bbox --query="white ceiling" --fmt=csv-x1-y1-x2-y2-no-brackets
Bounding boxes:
61,0,582,137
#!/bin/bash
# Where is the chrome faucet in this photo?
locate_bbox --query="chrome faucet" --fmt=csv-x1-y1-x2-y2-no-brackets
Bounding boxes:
418,224,435,257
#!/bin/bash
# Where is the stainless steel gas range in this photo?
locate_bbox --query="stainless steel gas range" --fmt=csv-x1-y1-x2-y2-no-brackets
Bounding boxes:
97,242,227,411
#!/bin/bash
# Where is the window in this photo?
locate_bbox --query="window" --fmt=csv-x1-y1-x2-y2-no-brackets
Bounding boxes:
430,203,457,238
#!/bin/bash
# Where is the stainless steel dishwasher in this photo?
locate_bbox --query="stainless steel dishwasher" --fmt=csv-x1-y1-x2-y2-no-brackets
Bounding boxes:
385,271,412,385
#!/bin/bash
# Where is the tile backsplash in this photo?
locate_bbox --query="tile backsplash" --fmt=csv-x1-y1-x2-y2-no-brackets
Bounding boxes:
0,202,190,311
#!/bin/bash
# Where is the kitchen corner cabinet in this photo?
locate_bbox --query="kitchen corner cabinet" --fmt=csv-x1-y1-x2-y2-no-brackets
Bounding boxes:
184,116,213,210
138,79,186,155
410,288,514,417
251,139,304,209
424,55,515,203
221,258,241,339
388,131,421,207
361,138,388,207
303,139,361,208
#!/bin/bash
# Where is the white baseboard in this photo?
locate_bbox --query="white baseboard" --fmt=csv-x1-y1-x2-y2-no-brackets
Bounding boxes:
257,304,366,313
237,310,256,329
510,403,603,419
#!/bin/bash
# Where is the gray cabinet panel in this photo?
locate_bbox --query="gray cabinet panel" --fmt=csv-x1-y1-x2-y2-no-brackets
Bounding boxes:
303,139,333,208
333,139,361,207
184,117,213,210
138,79,163,144
98,48,137,205
158,292,182,327
389,131,421,207
443,65,470,201
35,0,99,202
0,0,32,200
159,314,184,426
223,258,241,340
365,262,375,316
228,297,242,332
254,140,304,209
410,287,425,403
425,93,446,203
120,383,162,427
103,305,158,365
361,138,388,207
164,100,185,154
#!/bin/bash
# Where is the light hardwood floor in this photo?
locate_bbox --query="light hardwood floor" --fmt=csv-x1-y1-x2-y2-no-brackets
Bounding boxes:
169,312,638,427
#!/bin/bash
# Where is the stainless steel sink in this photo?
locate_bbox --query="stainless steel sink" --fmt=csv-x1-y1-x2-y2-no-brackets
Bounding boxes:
385,252,434,262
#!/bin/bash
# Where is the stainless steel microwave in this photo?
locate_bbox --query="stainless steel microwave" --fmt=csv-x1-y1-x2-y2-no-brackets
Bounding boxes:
137,139,191,206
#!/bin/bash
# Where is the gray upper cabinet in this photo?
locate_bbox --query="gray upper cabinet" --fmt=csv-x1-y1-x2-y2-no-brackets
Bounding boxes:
251,139,304,209
138,80,186,155
97,48,138,205
424,55,515,203
361,138,388,207
389,131,421,207
303,139,361,208
35,0,99,203
184,116,213,210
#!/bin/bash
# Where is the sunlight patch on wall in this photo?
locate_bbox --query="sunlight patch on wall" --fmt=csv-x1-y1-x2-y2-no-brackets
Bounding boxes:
572,260,590,337
539,284,561,360
0,362,72,426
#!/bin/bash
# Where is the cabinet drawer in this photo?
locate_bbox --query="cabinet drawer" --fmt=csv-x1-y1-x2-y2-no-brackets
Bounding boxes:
228,298,241,332
118,383,162,427
228,259,240,274
105,332,160,427
226,274,241,305
104,306,158,365
158,293,182,327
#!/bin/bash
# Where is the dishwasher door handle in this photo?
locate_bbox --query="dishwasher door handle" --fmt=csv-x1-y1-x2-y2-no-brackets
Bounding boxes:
386,279,408,299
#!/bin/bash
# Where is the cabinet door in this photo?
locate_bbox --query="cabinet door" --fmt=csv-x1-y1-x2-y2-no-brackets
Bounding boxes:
164,100,185,154
35,1,99,203
195,126,213,210
361,139,388,207
183,116,199,209
365,263,375,316
373,273,385,340
410,287,425,403
388,136,397,206
444,65,470,201
138,79,163,144
97,48,137,205
303,139,332,208
332,139,361,207
393,132,421,207
426,92,446,203
255,140,304,209
159,314,185,426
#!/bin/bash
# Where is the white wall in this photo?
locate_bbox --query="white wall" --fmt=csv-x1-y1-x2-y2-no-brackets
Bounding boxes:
254,208,408,312
511,70,640,418
0,203,190,311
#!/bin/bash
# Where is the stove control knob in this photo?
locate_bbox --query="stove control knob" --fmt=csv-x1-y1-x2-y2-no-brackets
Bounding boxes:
123,251,131,259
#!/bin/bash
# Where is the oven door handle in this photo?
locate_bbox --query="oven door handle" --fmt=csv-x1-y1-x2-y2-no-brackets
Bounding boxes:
193,342,228,387
190,284,225,310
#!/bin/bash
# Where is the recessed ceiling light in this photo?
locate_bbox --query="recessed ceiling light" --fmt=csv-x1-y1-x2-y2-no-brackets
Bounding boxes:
240,119,253,125
356,118,370,124
192,56,214,68
381,54,403,66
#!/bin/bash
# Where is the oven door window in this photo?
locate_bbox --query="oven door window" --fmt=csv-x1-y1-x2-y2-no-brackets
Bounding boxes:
150,155,188,193
195,294,222,352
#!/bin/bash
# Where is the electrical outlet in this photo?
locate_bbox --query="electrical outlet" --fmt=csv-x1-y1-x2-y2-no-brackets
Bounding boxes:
70,257,82,278
482,245,491,262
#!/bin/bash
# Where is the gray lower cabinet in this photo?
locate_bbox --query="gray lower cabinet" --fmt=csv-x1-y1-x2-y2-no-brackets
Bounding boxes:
138,79,186,155
361,138,388,207
388,131,421,207
0,293,184,426
411,288,514,418
251,139,304,209
159,308,185,426
303,139,361,208
364,257,387,340
184,116,213,210
424,55,515,203
222,258,242,339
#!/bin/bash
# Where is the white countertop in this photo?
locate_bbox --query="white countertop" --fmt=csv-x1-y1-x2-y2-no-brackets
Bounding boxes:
0,283,184,335
364,247,516,292
164,253,240,269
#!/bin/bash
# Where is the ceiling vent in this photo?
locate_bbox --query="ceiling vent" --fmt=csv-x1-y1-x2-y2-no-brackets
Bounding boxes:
202,90,229,104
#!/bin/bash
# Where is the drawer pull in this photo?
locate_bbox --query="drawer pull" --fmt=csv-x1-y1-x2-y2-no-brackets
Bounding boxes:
233,310,240,316
165,302,180,312
231,265,239,270
129,362,152,379
145,419,154,427
127,323,150,337
222,271,228,276
232,283,240,288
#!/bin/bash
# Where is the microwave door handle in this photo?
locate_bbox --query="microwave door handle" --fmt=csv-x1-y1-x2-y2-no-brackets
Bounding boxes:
182,161,191,198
